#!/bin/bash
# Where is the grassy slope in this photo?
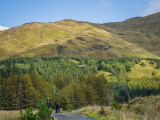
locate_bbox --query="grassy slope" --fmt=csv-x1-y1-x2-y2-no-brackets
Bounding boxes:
95,59,160,79
0,19,158,60
94,12,160,56
73,95,160,120
127,60,160,78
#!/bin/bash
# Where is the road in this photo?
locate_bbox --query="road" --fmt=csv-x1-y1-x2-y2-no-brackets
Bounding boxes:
52,113,96,120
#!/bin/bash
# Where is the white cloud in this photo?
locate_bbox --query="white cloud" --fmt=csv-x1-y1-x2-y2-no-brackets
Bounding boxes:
142,0,160,16
0,25,9,31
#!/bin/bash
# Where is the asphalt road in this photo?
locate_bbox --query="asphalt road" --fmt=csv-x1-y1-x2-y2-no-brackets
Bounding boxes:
52,113,97,120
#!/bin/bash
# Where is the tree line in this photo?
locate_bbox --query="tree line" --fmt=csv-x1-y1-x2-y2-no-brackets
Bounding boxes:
0,56,160,110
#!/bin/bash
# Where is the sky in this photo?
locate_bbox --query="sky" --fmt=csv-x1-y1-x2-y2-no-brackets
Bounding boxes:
0,0,160,30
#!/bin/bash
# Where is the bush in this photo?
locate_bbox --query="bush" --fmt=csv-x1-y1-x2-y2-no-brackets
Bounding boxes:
149,61,154,64
127,102,130,109
19,99,54,120
37,99,54,120
140,62,145,66
111,102,122,110
19,107,38,120
156,63,160,69
99,106,106,116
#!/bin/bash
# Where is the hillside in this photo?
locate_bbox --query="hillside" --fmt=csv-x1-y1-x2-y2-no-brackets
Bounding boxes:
74,95,160,120
0,18,159,60
95,12,160,56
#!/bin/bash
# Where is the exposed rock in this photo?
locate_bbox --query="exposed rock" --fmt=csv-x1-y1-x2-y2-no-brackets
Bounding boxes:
57,45,67,54
118,33,125,35
61,43,112,55
67,40,74,44
146,34,152,38
54,40,58,42
76,37,85,41
94,39,102,42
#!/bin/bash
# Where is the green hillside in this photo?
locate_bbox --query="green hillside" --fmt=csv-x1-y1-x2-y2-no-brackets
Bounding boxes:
0,18,159,60
95,12,160,56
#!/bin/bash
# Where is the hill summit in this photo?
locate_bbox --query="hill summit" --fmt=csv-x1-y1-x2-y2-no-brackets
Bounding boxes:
0,13,160,60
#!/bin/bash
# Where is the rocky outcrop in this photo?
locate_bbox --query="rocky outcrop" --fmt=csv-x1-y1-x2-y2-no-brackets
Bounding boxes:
57,45,67,54
56,43,112,56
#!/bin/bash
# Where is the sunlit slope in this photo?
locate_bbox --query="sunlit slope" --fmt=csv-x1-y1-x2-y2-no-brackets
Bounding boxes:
127,60,160,78
95,12,160,56
0,20,157,60
97,60,160,79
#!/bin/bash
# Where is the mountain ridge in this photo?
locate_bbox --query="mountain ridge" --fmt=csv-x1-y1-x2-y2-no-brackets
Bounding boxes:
0,13,160,60
94,12,160,56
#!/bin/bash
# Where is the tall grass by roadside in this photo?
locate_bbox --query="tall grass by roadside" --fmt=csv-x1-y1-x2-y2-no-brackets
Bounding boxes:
73,96,160,120
0,110,20,120
73,105,141,120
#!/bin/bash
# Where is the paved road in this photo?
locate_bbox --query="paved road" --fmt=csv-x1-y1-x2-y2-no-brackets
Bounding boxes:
52,113,96,120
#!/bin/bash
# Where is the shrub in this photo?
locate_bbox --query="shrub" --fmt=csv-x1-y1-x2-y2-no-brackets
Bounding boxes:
127,102,130,109
149,61,154,64
99,106,106,115
156,63,160,69
140,62,145,66
19,107,38,120
37,99,54,120
111,102,122,110
19,100,54,120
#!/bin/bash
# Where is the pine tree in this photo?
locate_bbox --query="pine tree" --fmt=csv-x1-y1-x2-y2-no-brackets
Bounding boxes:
0,75,4,109
85,85,98,105
71,83,87,109
9,74,19,109
60,96,71,110
20,74,39,108
66,74,73,85
55,73,65,90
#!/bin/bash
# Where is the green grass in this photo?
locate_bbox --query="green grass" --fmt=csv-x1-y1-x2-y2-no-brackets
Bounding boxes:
87,113,114,120
127,60,159,78
71,59,85,67
97,71,112,78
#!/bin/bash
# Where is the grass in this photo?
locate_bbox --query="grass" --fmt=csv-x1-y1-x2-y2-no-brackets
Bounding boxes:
0,19,159,60
0,110,20,120
71,59,85,67
0,109,58,120
97,71,112,79
72,105,141,120
127,60,159,78
0,96,159,120
73,95,160,120
96,12,160,57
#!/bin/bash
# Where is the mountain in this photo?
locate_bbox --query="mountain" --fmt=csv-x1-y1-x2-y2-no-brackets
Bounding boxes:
94,12,160,56
0,13,160,60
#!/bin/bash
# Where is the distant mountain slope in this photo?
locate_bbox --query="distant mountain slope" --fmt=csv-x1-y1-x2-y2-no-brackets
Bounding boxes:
0,14,159,60
94,12,160,56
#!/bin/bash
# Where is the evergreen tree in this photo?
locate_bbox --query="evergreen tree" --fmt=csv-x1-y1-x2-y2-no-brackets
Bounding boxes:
60,96,71,110
0,75,4,109
20,74,39,108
